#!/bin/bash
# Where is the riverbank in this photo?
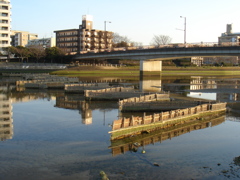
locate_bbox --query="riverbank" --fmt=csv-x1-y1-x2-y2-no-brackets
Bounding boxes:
2,64,240,78
50,66,240,78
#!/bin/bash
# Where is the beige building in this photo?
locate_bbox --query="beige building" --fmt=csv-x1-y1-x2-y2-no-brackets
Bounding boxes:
27,37,56,48
11,30,38,47
54,15,113,54
0,0,11,57
191,57,204,66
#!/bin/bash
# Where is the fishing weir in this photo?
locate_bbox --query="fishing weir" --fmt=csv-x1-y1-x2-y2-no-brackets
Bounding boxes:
84,87,168,101
109,115,225,156
65,83,111,93
118,93,211,112
109,102,226,140
14,73,113,92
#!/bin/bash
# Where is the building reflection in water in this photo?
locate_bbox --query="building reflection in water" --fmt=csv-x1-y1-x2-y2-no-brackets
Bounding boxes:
190,76,217,90
109,115,225,157
55,95,118,125
0,94,13,141
188,76,240,102
79,101,92,125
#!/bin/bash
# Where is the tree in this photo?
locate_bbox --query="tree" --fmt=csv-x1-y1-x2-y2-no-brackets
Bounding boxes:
112,33,131,47
28,45,46,63
151,35,172,46
10,46,30,62
45,47,64,63
131,41,143,47
3,46,15,62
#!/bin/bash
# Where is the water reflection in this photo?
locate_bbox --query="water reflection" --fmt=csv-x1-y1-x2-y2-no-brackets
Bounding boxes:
159,76,240,102
190,76,217,90
139,75,162,92
55,94,118,125
109,115,226,156
0,93,13,141
1,75,240,179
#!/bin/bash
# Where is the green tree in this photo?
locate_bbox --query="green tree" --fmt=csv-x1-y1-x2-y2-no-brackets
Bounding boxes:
45,47,64,63
4,46,17,62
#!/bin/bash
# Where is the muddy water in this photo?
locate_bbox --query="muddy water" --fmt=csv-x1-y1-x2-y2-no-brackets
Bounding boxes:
0,75,240,180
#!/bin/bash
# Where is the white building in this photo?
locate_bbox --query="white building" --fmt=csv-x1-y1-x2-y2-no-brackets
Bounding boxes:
27,37,56,48
0,0,11,58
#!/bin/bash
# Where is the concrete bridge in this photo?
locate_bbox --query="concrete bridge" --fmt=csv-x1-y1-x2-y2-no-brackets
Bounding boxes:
74,45,240,73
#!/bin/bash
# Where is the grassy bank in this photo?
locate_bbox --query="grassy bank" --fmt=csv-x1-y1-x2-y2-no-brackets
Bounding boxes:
2,65,240,77
50,66,240,77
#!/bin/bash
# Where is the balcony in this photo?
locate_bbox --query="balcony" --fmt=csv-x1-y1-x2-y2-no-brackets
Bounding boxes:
84,38,91,42
85,32,91,37
0,1,10,5
0,20,8,24
0,9,9,14
0,37,9,41
1,6,9,10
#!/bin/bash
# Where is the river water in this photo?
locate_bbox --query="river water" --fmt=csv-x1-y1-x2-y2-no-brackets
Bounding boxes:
1,75,240,180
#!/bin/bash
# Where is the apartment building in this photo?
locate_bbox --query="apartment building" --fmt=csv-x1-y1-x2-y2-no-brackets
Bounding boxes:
11,30,38,47
0,0,11,57
54,15,113,54
27,37,56,48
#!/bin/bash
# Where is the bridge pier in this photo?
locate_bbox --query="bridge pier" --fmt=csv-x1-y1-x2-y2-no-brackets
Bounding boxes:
140,60,162,75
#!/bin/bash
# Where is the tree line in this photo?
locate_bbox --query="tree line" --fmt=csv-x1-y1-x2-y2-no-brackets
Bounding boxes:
3,45,66,63
112,33,172,47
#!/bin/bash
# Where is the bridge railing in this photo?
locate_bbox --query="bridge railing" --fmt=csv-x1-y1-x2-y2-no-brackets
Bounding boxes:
78,42,240,55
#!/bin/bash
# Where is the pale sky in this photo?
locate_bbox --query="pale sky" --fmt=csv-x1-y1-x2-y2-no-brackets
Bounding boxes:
11,0,240,45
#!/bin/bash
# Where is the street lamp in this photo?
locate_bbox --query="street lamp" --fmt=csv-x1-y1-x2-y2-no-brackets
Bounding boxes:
104,21,111,31
104,21,111,51
180,16,186,45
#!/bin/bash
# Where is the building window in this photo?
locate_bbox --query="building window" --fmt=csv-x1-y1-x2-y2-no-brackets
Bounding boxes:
2,20,8,24
2,34,8,37
2,41,9,44
2,13,8,17
2,6,9,10
1,27,8,30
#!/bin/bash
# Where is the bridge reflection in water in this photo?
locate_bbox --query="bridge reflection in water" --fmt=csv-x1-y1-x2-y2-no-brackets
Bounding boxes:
109,115,225,157
55,95,118,125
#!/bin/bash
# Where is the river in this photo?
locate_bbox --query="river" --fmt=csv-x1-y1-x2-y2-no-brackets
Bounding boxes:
0,75,240,180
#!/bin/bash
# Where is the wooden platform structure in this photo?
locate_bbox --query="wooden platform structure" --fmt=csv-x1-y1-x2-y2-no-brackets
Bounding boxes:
109,102,226,140
84,87,143,100
16,74,80,89
64,83,111,93
119,100,212,112
109,115,225,156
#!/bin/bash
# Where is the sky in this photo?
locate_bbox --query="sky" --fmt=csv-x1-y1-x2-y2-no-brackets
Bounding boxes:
11,0,240,45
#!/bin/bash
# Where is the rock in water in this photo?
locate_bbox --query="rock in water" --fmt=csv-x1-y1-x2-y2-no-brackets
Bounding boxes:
100,171,109,180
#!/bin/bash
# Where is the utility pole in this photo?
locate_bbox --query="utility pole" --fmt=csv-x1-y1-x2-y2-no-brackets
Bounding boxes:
180,16,186,45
